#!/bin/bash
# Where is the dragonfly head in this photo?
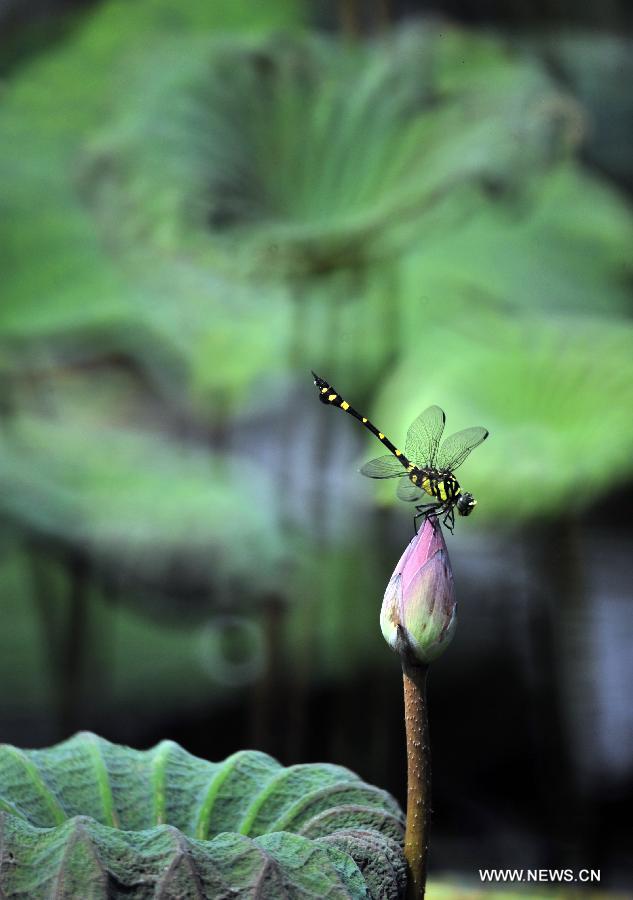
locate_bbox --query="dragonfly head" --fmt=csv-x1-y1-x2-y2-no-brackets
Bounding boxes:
456,492,477,517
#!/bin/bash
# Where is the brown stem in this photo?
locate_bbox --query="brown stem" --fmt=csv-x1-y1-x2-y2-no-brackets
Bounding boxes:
339,0,359,37
376,0,391,29
250,593,285,756
60,550,90,737
402,660,431,900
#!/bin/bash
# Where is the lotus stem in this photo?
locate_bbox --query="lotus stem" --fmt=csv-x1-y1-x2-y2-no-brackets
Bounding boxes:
381,520,454,897
402,659,431,900
339,0,359,37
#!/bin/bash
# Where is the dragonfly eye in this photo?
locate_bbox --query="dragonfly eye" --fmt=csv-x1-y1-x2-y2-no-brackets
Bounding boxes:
457,492,477,516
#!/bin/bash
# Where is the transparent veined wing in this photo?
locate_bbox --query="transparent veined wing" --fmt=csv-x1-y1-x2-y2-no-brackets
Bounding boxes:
436,426,489,472
404,405,446,467
397,478,426,502
360,455,406,479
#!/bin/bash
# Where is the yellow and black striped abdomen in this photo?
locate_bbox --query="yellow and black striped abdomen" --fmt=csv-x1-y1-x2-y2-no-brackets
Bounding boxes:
322,391,351,413
313,372,412,472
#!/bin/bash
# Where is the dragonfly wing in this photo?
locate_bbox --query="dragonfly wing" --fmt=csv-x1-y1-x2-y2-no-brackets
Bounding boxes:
360,455,405,479
397,478,426,502
436,426,489,472
404,405,446,467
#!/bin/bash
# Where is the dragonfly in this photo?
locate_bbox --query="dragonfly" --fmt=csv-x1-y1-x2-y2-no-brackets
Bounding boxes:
312,372,488,532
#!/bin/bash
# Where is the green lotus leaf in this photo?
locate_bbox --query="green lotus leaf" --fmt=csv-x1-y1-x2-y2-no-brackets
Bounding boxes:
122,265,296,416
0,0,302,415
395,165,633,321
3,7,630,412
78,22,581,277
365,314,633,522
524,32,633,189
0,732,405,899
0,413,285,594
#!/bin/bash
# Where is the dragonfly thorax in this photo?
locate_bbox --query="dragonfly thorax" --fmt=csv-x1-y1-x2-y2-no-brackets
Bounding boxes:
413,469,476,517
414,468,459,503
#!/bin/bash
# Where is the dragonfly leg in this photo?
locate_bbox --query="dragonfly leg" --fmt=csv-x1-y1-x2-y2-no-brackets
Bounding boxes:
413,502,444,534
442,506,455,534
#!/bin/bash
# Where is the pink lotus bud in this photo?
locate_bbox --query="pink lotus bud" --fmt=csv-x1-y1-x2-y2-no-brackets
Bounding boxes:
380,519,457,664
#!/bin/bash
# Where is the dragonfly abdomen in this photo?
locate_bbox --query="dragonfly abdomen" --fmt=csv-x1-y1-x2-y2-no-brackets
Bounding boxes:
313,372,412,472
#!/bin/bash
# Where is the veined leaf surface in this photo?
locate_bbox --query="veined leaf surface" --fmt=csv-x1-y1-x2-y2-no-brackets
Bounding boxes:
0,732,406,899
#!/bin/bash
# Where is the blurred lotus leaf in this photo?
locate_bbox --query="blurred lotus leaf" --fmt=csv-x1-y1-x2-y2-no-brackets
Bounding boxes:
525,32,633,192
0,731,405,899
0,0,303,416
2,5,630,401
366,314,633,523
77,22,584,277
0,413,285,596
1,0,633,561
395,166,633,322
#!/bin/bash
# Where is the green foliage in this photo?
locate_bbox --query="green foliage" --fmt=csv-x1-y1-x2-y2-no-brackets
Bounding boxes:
0,0,304,411
427,887,604,900
524,32,633,190
3,7,631,422
0,546,265,718
367,314,633,522
395,167,633,322
0,732,405,899
77,23,585,277
0,412,284,592
2,1,633,719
